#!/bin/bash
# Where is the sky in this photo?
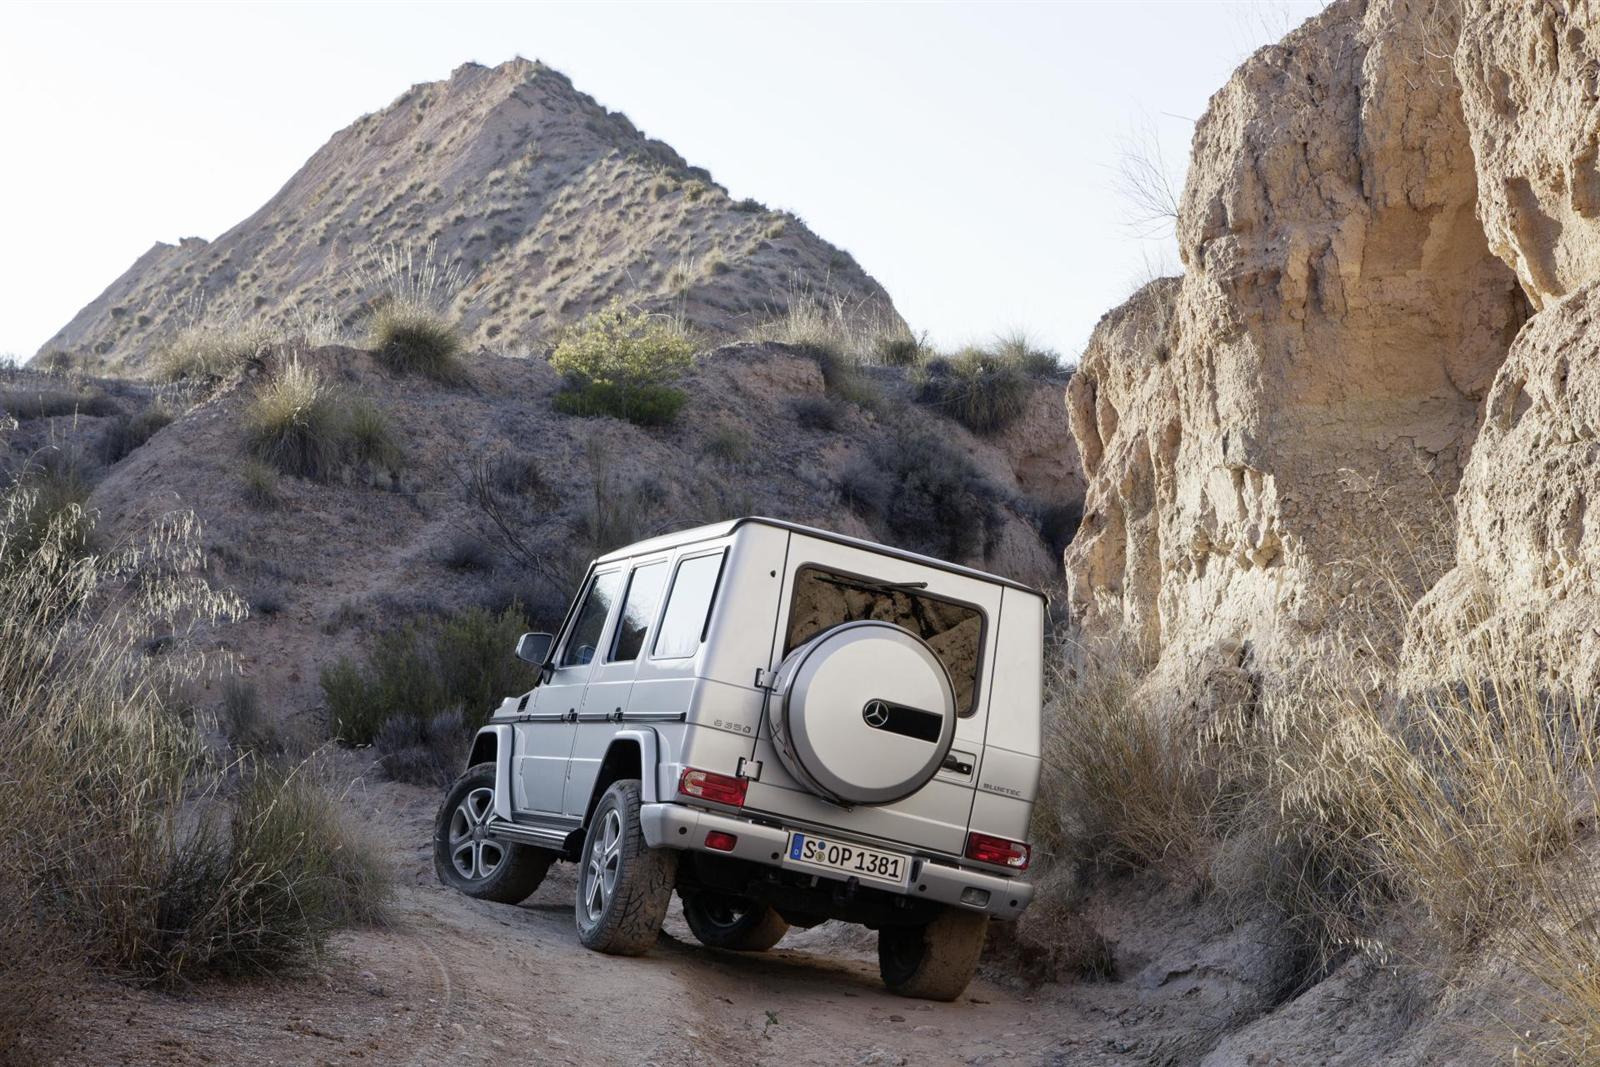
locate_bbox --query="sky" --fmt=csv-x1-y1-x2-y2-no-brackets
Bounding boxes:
0,1,1324,364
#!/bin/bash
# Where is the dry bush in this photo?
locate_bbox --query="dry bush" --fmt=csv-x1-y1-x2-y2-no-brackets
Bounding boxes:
916,346,1032,435
1035,639,1213,875
157,319,280,382
367,302,465,382
0,484,389,1056
345,398,404,472
1,383,120,420
839,424,1006,561
320,604,535,746
102,405,174,462
239,460,280,508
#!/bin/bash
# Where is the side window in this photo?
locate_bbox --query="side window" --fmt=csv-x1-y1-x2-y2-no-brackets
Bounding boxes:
610,560,669,662
559,570,621,668
651,551,726,659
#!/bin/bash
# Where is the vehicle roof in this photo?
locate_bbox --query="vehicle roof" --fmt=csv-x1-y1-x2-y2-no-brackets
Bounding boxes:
592,517,1048,599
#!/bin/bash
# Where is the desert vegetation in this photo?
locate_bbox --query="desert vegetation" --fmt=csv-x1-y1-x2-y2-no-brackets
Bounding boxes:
550,302,697,426
1030,539,1600,1060
840,423,1006,561
319,604,536,776
243,358,404,480
915,332,1062,435
0,474,389,1063
357,244,468,384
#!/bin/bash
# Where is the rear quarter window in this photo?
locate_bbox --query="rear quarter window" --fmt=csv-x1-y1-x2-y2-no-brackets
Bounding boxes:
651,551,726,659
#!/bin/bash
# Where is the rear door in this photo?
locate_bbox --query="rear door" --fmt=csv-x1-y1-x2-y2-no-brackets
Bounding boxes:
743,538,1001,857
513,567,621,817
563,556,670,816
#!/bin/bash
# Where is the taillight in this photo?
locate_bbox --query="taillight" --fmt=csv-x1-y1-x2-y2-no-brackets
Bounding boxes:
677,768,747,807
966,831,1030,870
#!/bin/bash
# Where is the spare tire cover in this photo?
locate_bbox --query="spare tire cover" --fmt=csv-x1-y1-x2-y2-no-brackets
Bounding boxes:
767,621,956,805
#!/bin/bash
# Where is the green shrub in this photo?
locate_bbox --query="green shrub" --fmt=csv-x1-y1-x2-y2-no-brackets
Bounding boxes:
549,304,695,426
551,303,696,391
839,426,1006,561
321,604,535,747
244,359,345,479
367,301,465,383
917,347,1030,434
553,380,686,426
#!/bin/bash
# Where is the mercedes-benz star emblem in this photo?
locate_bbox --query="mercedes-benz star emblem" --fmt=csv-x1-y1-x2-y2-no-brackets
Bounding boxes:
862,700,891,728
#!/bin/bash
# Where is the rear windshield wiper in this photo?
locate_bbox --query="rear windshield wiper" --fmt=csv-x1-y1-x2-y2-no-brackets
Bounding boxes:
817,575,929,596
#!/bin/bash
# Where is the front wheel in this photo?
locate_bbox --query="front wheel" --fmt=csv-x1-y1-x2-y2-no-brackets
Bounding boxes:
878,907,990,1001
575,779,677,955
682,892,789,952
433,762,553,903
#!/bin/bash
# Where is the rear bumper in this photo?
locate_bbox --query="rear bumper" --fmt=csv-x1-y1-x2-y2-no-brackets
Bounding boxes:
639,802,1032,920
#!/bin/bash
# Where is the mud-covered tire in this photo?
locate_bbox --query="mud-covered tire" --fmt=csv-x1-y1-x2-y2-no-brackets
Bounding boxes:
575,779,677,956
682,892,790,952
433,762,554,904
877,907,989,1001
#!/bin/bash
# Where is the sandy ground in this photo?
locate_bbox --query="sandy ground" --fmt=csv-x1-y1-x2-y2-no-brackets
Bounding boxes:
38,774,1159,1067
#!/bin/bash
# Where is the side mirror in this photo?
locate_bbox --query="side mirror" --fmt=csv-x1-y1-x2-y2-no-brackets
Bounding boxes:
515,632,554,667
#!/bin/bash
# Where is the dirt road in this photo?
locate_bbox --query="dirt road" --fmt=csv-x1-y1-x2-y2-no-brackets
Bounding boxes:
45,777,1195,1067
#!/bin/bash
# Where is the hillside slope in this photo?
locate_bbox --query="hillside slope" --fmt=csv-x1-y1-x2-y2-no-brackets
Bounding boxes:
36,58,899,372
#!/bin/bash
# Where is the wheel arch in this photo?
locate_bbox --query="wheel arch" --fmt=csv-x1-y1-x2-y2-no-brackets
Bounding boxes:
582,729,662,828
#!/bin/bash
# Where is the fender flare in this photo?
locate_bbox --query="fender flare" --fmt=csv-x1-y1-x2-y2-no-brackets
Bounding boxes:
469,724,515,821
609,728,662,803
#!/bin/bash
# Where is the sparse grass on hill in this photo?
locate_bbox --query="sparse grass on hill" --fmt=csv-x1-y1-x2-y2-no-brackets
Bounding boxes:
551,303,696,426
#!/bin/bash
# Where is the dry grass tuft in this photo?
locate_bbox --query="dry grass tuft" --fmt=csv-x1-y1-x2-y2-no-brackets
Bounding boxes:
0,483,389,1058
244,359,345,480
157,319,280,382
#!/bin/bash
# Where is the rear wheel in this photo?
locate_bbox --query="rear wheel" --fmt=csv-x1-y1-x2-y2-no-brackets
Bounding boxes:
433,762,554,904
575,779,677,955
682,892,789,952
878,907,989,1001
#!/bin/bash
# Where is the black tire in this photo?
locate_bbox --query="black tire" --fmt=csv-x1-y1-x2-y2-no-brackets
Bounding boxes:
575,779,677,956
878,907,990,1001
682,892,790,952
433,762,554,904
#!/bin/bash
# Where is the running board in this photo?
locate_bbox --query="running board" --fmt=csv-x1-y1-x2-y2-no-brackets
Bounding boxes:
486,818,575,852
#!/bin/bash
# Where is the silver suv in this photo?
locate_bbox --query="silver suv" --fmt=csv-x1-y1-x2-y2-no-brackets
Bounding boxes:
432,518,1042,1000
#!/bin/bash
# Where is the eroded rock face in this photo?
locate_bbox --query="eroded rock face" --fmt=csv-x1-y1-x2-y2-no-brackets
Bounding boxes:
1457,1,1600,309
1066,0,1528,675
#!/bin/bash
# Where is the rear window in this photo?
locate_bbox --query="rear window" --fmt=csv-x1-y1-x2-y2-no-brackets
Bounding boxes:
783,565,985,715
651,551,726,659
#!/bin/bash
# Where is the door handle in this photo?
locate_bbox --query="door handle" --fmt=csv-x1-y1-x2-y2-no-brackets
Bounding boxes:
941,755,973,775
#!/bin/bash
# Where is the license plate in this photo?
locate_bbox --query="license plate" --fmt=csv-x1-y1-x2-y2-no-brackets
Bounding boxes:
784,832,910,888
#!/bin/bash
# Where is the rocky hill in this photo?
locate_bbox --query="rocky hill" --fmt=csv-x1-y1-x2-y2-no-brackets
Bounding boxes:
36,58,899,373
